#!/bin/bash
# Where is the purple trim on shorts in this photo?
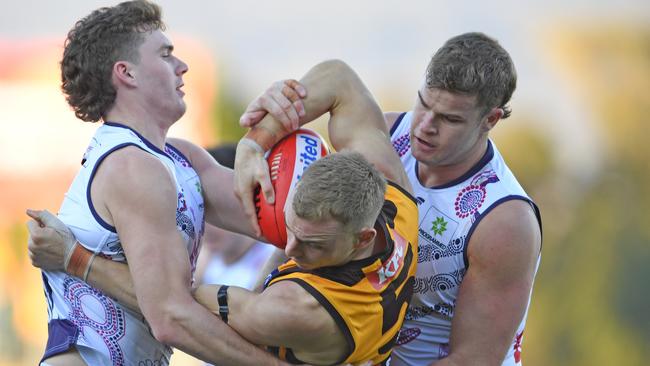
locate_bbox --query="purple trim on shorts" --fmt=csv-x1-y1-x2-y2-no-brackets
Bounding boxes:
41,318,79,363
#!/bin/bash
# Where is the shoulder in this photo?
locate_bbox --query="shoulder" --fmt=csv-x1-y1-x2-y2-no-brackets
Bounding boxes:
98,144,168,179
468,199,541,278
97,145,176,201
263,280,323,320
166,137,223,173
166,137,200,162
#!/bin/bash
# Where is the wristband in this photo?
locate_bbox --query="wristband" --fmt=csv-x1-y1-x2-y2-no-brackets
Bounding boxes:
238,138,265,154
66,242,93,280
217,285,230,323
63,241,78,271
82,252,98,282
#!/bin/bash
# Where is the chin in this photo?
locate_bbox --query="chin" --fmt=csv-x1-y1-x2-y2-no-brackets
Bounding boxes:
293,260,315,270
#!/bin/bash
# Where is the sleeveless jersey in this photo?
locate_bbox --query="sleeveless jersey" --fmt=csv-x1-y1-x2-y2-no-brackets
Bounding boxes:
40,122,205,366
388,112,541,366
264,182,418,366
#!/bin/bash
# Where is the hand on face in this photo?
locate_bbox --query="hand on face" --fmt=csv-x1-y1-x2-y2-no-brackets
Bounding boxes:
25,209,76,271
239,79,307,130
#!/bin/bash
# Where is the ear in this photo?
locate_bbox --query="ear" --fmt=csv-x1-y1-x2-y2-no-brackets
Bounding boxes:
112,61,137,88
354,227,377,250
481,107,503,132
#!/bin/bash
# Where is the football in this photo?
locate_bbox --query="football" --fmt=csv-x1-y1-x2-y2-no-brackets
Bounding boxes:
255,129,330,248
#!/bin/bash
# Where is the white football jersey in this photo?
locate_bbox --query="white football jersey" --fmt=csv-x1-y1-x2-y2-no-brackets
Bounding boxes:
41,122,204,366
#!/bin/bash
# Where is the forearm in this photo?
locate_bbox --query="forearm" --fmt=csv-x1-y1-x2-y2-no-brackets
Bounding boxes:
249,60,357,148
85,255,140,312
162,294,285,366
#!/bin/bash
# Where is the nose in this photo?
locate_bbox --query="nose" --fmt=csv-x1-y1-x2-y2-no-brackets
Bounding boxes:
284,235,301,258
417,111,438,135
176,58,188,75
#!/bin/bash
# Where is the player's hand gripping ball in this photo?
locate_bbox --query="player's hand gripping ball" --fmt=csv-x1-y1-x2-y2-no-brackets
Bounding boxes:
255,129,330,248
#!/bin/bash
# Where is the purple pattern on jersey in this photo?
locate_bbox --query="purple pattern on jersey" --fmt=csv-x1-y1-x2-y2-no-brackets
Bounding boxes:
405,302,455,321
392,133,411,157
176,190,196,241
413,269,465,295
165,145,190,167
417,236,465,263
63,278,126,366
396,327,421,345
454,170,499,221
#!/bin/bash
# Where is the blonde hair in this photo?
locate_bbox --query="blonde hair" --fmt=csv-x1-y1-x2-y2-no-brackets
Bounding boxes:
292,151,387,232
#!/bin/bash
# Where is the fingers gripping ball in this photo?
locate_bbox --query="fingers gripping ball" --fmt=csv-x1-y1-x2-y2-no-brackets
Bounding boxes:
255,129,329,248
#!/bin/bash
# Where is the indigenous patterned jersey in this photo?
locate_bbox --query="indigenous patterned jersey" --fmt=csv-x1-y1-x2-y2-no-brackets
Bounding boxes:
265,182,419,366
40,122,204,366
388,112,541,366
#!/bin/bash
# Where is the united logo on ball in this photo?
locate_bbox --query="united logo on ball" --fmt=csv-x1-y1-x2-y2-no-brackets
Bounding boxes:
255,129,330,248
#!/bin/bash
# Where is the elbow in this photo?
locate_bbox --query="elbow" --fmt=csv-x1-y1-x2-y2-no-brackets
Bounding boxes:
147,304,190,346
150,322,178,346
316,59,353,76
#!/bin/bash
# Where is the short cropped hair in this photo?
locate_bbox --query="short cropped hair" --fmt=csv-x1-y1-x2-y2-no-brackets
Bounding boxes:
61,0,165,122
426,32,517,118
292,151,387,232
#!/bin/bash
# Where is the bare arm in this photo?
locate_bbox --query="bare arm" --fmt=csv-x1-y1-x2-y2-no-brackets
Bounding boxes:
28,146,286,366
235,60,413,231
27,209,140,312
434,200,541,366
194,280,347,365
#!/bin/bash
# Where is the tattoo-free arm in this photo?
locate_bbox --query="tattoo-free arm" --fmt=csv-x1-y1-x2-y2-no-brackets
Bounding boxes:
433,200,541,366
81,147,286,366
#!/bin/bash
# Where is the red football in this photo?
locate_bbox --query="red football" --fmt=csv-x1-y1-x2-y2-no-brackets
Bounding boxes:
255,129,330,248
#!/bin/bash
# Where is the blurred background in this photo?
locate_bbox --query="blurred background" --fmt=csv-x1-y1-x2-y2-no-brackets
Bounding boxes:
1,0,649,365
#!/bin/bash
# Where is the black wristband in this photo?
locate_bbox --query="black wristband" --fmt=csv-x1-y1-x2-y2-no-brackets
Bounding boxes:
217,285,230,323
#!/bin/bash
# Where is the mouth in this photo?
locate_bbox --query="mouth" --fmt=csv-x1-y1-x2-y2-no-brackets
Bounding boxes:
415,136,435,149
176,84,185,96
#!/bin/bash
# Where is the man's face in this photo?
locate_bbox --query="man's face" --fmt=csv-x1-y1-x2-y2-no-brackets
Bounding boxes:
131,29,188,122
284,207,357,270
409,86,488,168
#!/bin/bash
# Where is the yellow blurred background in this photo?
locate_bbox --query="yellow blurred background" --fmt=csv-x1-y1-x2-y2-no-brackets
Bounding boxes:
1,1,649,365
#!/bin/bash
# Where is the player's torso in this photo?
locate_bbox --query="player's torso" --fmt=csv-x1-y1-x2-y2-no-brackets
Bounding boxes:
42,122,205,365
389,112,539,365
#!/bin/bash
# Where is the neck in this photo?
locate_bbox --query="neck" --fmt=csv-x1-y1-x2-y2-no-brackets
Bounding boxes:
104,103,171,150
417,138,489,187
